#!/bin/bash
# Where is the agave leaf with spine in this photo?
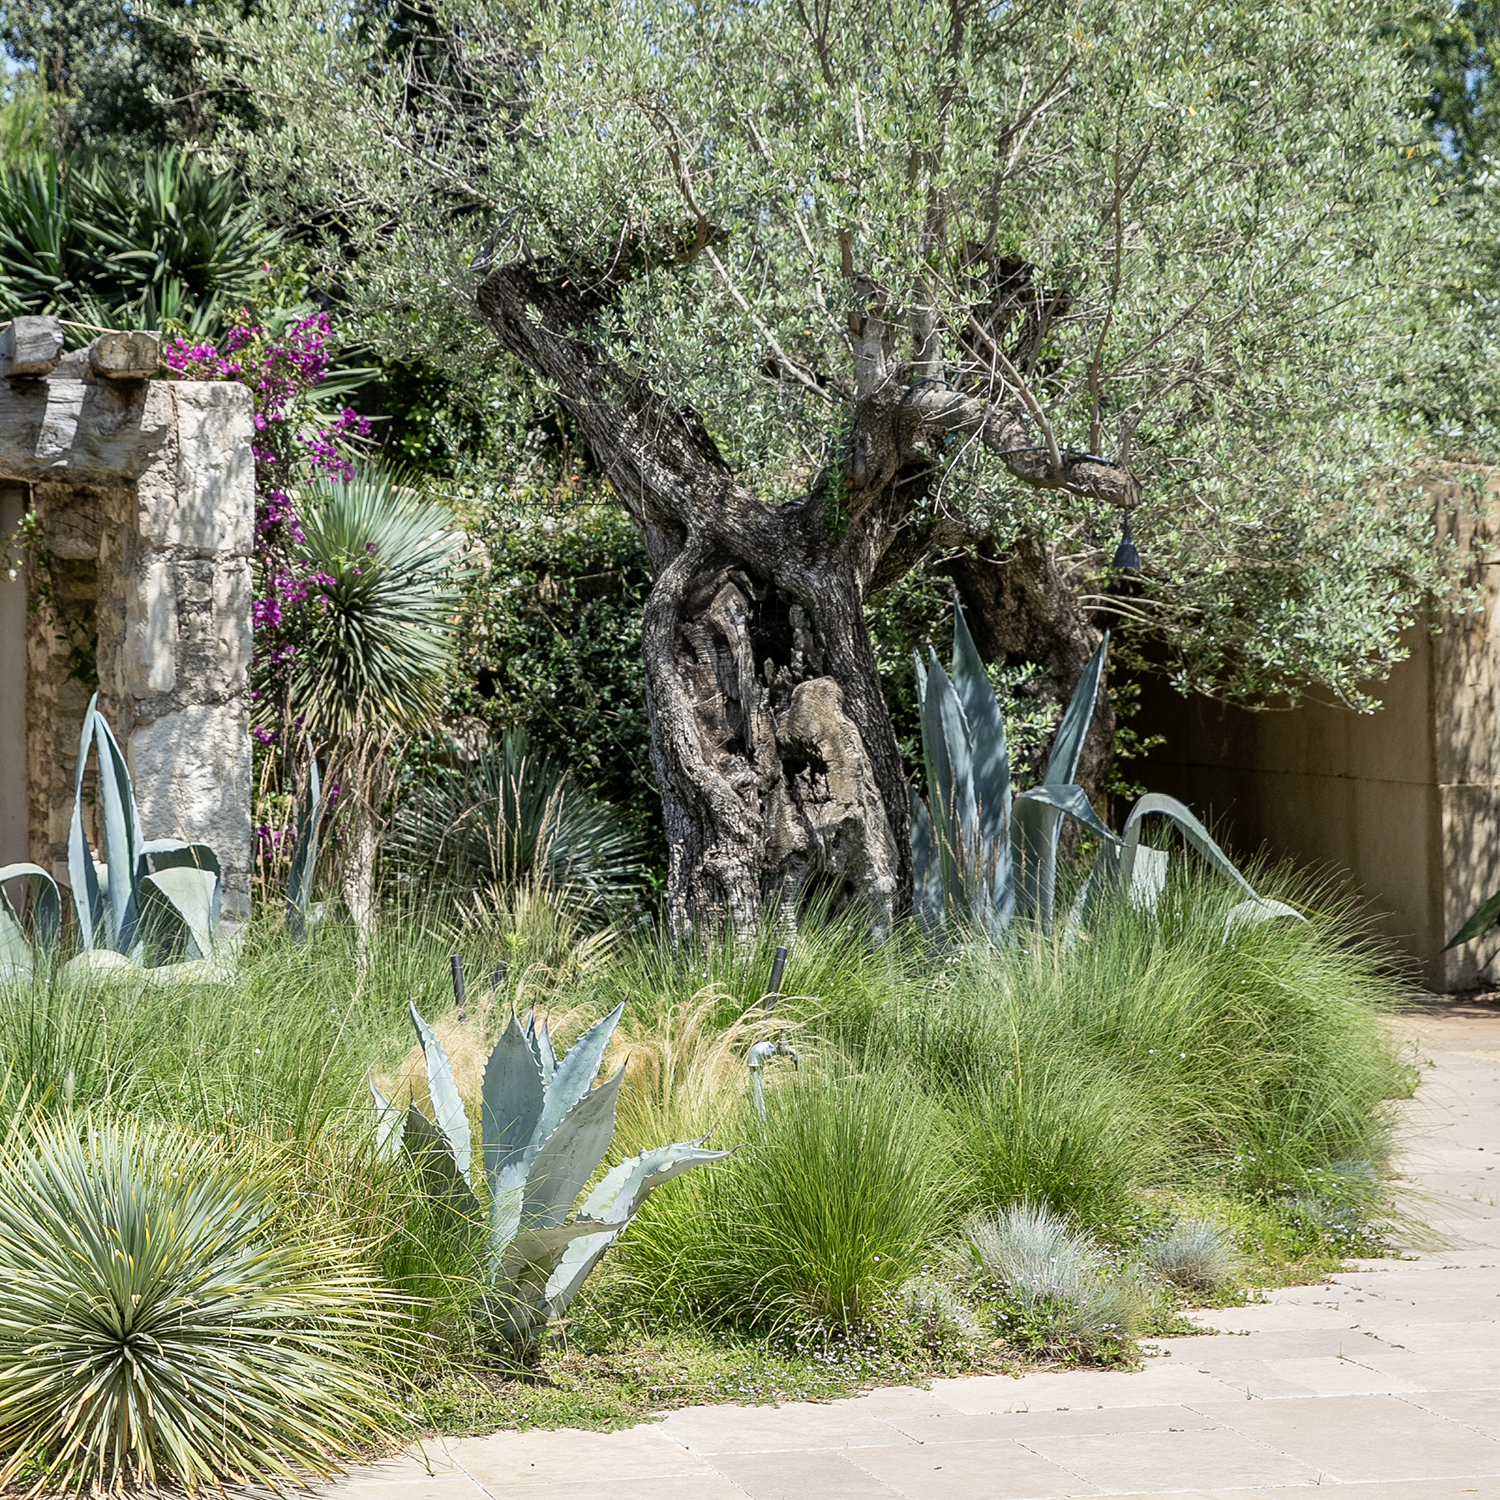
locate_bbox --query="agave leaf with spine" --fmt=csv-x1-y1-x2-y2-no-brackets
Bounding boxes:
0,864,60,979
1447,886,1500,949
1076,792,1302,929
912,609,1110,939
382,999,728,1357
911,609,1287,942
286,745,322,942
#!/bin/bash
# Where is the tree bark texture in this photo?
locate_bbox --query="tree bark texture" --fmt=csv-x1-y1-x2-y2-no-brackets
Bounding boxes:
942,538,1115,800
476,266,1136,938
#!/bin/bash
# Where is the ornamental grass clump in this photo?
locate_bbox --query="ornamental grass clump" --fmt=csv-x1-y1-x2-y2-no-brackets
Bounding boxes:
847,867,1411,1224
1140,1218,1241,1294
965,1202,1148,1363
0,1117,396,1495
621,1073,952,1334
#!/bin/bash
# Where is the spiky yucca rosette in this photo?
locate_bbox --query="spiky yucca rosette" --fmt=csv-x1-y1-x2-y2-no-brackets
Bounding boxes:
0,1118,397,1495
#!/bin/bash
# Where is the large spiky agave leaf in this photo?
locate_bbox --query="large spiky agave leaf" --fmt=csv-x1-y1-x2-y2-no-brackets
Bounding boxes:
950,607,1012,848
0,1118,395,1495
1010,633,1110,925
408,1001,474,1187
0,865,59,979
290,465,466,740
285,746,322,941
67,695,142,954
542,1140,733,1319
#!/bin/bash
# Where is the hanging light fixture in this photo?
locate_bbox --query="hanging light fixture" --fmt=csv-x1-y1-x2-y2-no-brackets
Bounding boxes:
1113,512,1140,573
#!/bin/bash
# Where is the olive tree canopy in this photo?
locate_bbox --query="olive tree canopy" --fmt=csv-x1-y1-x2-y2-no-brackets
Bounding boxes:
191,0,1469,932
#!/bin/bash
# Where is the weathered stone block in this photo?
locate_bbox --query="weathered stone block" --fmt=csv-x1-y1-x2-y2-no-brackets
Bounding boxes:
131,704,252,917
124,559,177,697
213,560,254,691
137,384,254,556
89,331,160,381
0,372,171,482
0,316,63,378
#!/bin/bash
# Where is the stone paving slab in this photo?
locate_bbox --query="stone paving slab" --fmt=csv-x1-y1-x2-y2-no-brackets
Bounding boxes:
328,1000,1500,1500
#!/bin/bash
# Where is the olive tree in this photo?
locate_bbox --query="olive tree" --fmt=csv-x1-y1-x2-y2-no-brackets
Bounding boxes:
193,0,1462,935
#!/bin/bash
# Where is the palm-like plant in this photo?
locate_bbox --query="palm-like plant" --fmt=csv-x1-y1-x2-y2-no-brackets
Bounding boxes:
0,1118,394,1495
290,466,464,739
286,464,466,936
387,729,647,909
0,149,281,337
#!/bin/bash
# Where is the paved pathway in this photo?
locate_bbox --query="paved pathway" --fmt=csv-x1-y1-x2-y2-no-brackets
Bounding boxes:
340,998,1500,1500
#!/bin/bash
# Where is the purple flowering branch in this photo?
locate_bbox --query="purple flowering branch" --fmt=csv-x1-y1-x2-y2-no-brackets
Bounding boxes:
163,310,371,752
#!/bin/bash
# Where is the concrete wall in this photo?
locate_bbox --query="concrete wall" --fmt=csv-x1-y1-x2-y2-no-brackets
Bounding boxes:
1136,481,1500,993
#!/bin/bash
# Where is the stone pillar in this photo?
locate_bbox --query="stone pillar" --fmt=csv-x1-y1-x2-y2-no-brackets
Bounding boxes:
97,384,256,917
1,323,255,918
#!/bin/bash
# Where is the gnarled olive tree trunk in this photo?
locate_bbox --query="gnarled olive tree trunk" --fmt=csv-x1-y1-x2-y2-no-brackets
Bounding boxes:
477,267,1135,938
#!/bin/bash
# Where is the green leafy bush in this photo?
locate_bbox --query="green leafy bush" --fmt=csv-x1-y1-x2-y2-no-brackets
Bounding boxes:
0,1118,394,1494
451,499,658,844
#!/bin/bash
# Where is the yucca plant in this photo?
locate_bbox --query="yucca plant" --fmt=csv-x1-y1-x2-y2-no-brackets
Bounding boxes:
371,1001,728,1359
912,607,1298,939
386,729,647,909
0,1117,394,1495
0,149,281,337
290,468,464,742
287,464,466,939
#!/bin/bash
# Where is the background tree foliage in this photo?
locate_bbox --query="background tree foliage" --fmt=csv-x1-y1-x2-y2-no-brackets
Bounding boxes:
196,0,1470,712
0,0,248,152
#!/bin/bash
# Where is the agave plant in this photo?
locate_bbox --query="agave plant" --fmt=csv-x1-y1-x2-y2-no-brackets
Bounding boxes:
0,698,322,979
911,608,1299,940
371,1001,729,1358
1,697,223,980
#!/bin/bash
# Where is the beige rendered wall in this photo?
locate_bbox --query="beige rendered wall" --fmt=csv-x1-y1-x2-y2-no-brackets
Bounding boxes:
1136,480,1500,993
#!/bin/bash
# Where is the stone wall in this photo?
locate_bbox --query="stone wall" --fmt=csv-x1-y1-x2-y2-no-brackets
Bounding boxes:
1135,473,1500,993
1,320,255,916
